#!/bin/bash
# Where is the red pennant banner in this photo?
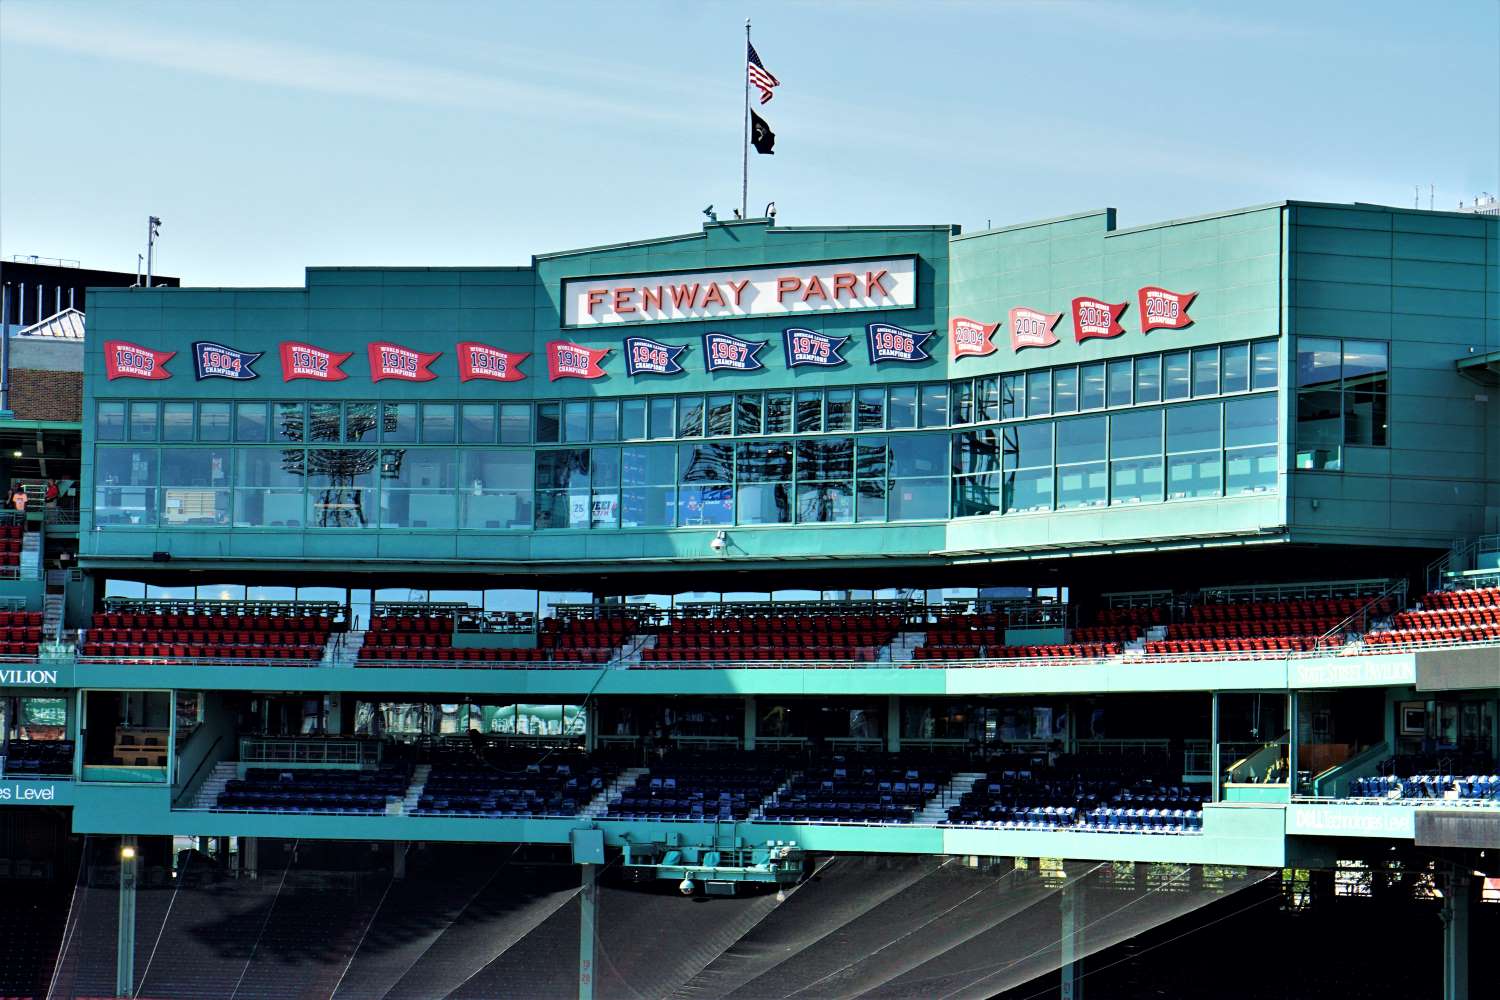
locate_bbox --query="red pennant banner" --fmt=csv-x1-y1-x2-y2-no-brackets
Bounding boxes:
368,341,441,382
950,316,999,359
280,342,352,382
1071,296,1128,343
1009,307,1063,351
456,342,529,382
103,340,175,380
547,340,610,381
1137,286,1197,332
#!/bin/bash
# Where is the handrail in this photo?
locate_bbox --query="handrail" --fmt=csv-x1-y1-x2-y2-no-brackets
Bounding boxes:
172,732,225,807
1317,577,1409,649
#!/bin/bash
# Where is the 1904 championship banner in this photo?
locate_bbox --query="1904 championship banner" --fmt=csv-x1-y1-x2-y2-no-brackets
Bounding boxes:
782,328,848,368
703,332,766,372
866,323,934,363
192,341,262,380
624,336,688,376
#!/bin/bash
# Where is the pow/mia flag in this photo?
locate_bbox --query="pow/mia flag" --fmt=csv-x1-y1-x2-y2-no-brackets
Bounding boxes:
750,110,776,155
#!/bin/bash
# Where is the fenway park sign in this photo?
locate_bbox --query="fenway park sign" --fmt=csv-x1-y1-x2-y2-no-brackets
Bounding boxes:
563,257,917,327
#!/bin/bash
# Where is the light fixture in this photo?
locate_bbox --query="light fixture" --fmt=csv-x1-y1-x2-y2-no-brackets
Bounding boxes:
11,450,20,459
120,845,137,861
710,530,727,554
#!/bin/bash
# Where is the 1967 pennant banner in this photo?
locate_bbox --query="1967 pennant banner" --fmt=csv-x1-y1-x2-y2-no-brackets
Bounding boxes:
703,332,765,372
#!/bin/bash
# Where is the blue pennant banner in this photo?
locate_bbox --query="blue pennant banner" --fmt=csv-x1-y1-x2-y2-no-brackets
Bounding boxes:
782,328,850,368
624,336,688,376
703,332,766,372
192,341,263,380
866,323,935,363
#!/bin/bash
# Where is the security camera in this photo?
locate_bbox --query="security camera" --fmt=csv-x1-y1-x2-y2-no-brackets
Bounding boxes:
679,878,695,895
765,201,776,220
710,530,727,553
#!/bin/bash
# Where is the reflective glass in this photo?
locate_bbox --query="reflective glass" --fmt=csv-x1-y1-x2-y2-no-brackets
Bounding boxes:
1167,452,1222,500
461,404,496,443
275,403,305,442
1164,352,1191,400
1003,468,1053,514
1107,361,1133,407
736,440,794,482
1134,355,1162,403
1079,363,1105,410
679,485,733,525
1192,347,1220,397
677,396,704,437
162,402,194,442
856,438,888,480
345,402,378,442
1343,340,1388,381
1295,390,1342,469
1221,344,1250,393
535,402,561,443
889,433,947,477
976,376,999,422
382,402,417,443
97,401,125,441
796,482,853,523
1001,375,1025,420
235,403,268,442
826,389,853,431
622,445,675,486
888,477,947,520
856,480,886,522
857,387,885,430
199,402,231,442
563,401,590,443
796,437,853,480
738,393,764,434
1110,457,1163,505
953,474,1000,517
309,402,341,441
679,442,732,483
1251,340,1279,389
1026,371,1052,416
1296,337,1342,388
1167,402,1221,453
1003,421,1052,469
499,403,531,443
160,447,231,486
1110,409,1162,459
535,449,589,490
381,448,458,489
648,397,675,440
238,449,305,487
952,429,1002,475
622,399,647,440
1226,445,1277,494
1053,367,1078,413
462,450,530,490
738,483,793,525
798,391,825,433
1056,462,1107,509
950,382,973,425
622,486,675,528
919,385,948,427
706,394,733,436
1344,387,1387,446
1056,416,1106,464
129,401,158,440
1226,395,1277,448
888,385,917,428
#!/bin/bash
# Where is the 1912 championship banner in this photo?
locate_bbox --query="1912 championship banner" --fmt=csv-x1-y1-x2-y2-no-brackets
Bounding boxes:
280,342,352,382
703,332,765,372
456,342,528,382
1009,307,1062,352
192,341,262,380
1071,297,1128,343
866,323,934,363
1138,286,1196,331
368,342,441,382
103,341,175,380
547,341,610,380
783,328,848,368
624,337,687,376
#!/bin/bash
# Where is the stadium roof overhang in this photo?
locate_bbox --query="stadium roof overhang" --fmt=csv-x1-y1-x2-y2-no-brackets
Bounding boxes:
936,528,1290,564
1456,349,1500,386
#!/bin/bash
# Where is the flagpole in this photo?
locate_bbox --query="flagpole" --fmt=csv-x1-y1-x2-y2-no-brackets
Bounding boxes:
741,18,751,220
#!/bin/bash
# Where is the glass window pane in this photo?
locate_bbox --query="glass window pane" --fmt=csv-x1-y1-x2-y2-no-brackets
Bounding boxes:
536,402,561,443
856,480,887,522
950,382,972,425
499,404,531,443
1343,340,1388,381
160,446,231,486
1001,375,1025,420
1003,468,1053,514
275,402,305,442
763,392,791,434
796,437,853,481
737,483,793,525
1296,337,1342,388
888,385,917,428
423,403,456,443
976,376,999,422
888,477,947,521
621,484,675,527
237,448,305,488
161,402,194,441
1110,409,1162,459
953,429,1001,476
462,450,530,490
378,448,458,489
736,439,794,482
798,391,825,432
705,395,733,437
309,402,341,441
1164,352,1191,400
589,400,618,442
1191,347,1220,396
826,389,853,431
1025,371,1051,416
857,438,888,480
1107,361,1133,407
563,401,589,443
1344,388,1387,446
94,447,157,526
1110,457,1163,505
1052,368,1078,413
1295,390,1342,469
129,401,158,440
382,402,417,443
797,481,853,524
1251,340,1279,389
199,402,231,442
1056,462,1107,509
345,402,378,442
97,446,158,485
857,388,885,430
1078,363,1105,410
1167,402,1221,453
621,399,646,440
461,404,496,443
953,474,999,517
1056,415,1107,464
648,397,675,440
679,484,733,526
889,433,948,477
679,442,733,484
677,396,703,438
738,393,764,435
1226,445,1277,495
1003,421,1052,469
622,444,675,485
535,449,589,490
919,385,948,428
591,447,620,488
1167,452,1222,499
1226,395,1277,448
1221,343,1250,393
1134,355,1161,403
97,401,125,441
235,403,268,442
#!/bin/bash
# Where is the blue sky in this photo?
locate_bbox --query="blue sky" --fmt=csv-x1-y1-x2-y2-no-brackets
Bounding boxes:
2,0,1496,287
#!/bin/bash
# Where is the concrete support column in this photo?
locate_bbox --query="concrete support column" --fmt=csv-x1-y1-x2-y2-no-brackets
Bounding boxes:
886,696,900,752
1287,691,1299,792
393,841,408,880
1210,693,1221,803
1441,870,1470,1000
578,862,597,1000
243,836,258,880
742,697,756,750
1060,877,1083,1000
584,700,598,753
116,836,138,998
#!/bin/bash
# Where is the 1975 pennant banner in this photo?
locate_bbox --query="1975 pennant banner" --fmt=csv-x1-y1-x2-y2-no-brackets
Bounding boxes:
783,328,849,368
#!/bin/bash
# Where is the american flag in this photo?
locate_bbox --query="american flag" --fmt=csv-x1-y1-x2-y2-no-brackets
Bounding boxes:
747,42,780,104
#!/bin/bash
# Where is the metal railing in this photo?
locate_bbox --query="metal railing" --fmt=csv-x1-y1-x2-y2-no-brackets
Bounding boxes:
237,737,381,765
1316,576,1409,649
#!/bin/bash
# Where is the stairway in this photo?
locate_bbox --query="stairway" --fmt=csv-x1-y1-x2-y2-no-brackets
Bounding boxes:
748,770,803,820
329,629,364,665
583,766,648,818
41,592,64,640
18,531,41,579
613,633,654,668
883,630,927,663
915,771,985,824
400,764,432,813
190,761,239,809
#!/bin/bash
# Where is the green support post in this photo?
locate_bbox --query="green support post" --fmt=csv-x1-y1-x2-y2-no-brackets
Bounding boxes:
1210,693,1221,803
743,696,756,750
579,862,597,1000
1060,878,1083,1000
1441,870,1469,1000
116,836,137,999
886,695,900,752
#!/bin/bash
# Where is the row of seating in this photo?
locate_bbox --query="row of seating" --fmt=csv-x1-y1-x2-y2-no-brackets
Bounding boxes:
1349,774,1500,800
912,643,1121,660
91,611,335,630
1187,597,1388,621
1412,585,1500,609
1362,623,1500,647
1164,619,1343,639
214,765,411,813
1,740,74,776
1143,637,1319,654
415,758,618,816
607,755,788,821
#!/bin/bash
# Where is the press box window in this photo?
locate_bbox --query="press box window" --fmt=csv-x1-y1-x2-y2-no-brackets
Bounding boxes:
161,402,195,442
129,402,158,441
198,402,231,442
97,401,126,441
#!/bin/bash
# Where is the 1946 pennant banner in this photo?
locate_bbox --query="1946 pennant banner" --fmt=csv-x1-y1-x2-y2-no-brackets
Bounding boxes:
368,342,441,382
1009,307,1063,352
1137,286,1196,332
192,341,262,380
104,340,175,380
951,316,1000,358
547,340,610,380
703,332,765,372
624,336,687,376
1071,297,1128,343
866,322,934,363
280,342,352,382
456,342,529,382
782,328,849,368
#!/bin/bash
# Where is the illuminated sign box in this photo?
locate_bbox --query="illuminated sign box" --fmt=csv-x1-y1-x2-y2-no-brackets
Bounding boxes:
562,256,917,328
